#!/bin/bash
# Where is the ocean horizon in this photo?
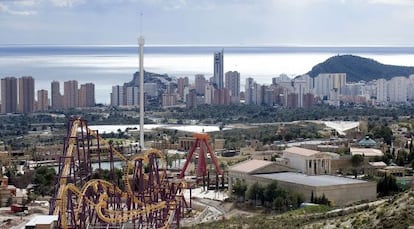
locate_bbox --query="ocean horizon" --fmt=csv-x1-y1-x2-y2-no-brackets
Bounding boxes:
1,45,414,104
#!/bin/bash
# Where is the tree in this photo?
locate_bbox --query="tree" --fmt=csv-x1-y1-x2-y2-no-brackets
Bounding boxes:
351,154,364,167
312,193,331,206
247,182,264,206
373,125,393,145
232,180,247,202
377,174,399,197
396,149,408,166
33,167,56,197
264,181,278,204
351,154,364,178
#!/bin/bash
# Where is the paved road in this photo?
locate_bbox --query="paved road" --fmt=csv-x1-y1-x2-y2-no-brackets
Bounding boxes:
181,198,227,227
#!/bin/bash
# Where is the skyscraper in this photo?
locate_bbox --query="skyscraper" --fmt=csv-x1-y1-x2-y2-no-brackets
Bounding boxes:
111,85,124,107
213,50,224,89
18,76,35,113
126,86,139,107
1,77,18,114
225,71,240,103
51,81,63,109
37,89,49,111
195,74,206,95
245,77,255,105
79,83,95,107
177,77,189,99
63,80,79,109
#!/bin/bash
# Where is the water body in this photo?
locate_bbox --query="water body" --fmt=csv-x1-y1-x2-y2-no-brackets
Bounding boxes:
1,45,414,104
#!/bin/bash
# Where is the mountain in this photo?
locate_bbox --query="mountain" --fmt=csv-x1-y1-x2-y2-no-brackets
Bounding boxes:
306,55,414,82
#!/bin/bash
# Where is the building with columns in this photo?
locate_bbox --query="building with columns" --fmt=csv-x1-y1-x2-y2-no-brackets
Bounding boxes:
283,147,334,175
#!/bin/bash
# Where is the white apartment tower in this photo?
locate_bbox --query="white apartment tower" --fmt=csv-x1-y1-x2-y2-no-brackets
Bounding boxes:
204,84,213,104
375,79,388,103
314,73,346,100
111,85,124,106
225,71,240,104
388,76,408,103
245,77,255,104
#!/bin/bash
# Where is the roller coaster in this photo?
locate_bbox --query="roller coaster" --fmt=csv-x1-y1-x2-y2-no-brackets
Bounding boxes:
49,117,186,228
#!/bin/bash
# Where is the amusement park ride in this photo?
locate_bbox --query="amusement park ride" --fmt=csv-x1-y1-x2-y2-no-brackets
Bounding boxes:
49,117,224,228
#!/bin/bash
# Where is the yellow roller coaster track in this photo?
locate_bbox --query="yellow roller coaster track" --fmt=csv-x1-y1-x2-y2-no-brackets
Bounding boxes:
53,118,184,229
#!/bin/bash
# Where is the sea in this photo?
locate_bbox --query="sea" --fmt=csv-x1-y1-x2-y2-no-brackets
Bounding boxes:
1,45,414,104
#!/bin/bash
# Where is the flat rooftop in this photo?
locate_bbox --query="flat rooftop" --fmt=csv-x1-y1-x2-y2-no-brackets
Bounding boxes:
254,172,367,187
229,159,274,173
25,215,58,226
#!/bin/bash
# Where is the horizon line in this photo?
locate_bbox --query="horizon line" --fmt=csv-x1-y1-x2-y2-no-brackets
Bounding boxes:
1,43,414,48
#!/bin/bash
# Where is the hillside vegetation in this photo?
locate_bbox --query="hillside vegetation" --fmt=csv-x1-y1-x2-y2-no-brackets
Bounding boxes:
193,191,414,228
306,55,414,82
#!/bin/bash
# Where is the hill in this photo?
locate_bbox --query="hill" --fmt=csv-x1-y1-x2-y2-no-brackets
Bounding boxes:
306,55,414,82
193,191,414,228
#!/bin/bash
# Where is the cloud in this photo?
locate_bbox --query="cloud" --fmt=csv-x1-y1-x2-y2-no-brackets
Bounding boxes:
49,0,85,7
369,0,414,5
0,2,37,15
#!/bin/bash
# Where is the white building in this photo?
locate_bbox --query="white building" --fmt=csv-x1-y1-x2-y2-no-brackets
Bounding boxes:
204,84,213,104
388,76,407,103
245,77,255,105
295,74,314,92
110,85,124,106
126,86,139,107
225,71,240,104
375,78,388,103
314,73,346,100
408,75,414,101
283,147,334,175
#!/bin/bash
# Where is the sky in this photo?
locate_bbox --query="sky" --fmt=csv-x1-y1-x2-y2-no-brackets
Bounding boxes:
1,0,414,46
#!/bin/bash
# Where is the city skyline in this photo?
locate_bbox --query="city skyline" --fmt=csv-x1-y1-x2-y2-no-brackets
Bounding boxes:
0,1,414,46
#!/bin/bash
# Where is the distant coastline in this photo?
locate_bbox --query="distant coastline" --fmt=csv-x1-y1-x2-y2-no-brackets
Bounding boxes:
2,45,414,55
1,45,414,104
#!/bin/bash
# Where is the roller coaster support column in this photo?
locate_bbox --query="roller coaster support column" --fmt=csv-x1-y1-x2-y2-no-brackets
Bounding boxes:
179,133,223,179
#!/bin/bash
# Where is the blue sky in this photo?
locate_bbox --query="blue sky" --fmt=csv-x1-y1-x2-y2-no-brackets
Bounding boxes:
1,0,414,45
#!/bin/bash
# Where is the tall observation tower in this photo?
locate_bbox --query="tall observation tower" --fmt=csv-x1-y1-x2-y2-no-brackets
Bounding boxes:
138,35,145,150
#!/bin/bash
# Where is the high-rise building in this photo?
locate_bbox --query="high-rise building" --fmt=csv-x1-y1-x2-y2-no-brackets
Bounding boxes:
165,82,175,95
225,71,240,104
213,88,230,105
177,77,189,99
204,84,213,105
314,73,346,100
388,76,408,103
272,74,290,85
162,94,177,108
213,50,224,89
195,74,206,95
126,86,139,107
143,83,158,97
375,79,388,103
79,83,95,107
51,81,63,110
245,77,255,105
186,89,197,108
111,85,124,107
303,93,315,108
37,89,49,111
18,76,35,113
1,77,18,114
63,80,79,109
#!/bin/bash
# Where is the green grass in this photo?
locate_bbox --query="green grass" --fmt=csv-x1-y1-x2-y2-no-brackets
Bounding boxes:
287,205,332,215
